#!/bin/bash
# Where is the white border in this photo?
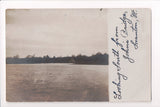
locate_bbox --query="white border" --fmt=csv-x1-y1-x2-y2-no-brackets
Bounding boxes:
0,1,160,107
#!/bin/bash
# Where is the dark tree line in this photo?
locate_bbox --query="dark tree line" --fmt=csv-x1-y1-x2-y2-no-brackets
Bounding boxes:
6,52,108,65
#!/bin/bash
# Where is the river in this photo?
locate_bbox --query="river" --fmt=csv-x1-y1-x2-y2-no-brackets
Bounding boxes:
6,63,108,102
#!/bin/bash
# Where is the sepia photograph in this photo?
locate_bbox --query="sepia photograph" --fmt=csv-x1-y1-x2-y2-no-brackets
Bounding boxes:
6,9,109,102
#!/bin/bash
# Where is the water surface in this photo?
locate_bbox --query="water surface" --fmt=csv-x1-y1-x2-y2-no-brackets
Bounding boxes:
6,64,108,102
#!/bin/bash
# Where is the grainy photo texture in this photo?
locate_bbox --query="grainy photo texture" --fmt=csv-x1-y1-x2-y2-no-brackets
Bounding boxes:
6,9,109,102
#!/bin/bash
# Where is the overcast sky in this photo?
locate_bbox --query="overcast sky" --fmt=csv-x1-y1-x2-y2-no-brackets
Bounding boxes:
6,9,108,58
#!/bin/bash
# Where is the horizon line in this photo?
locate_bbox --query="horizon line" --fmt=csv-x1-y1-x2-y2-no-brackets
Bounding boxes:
6,52,108,58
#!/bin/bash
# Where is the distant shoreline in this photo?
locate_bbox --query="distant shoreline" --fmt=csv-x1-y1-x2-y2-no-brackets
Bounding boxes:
6,63,108,66
6,52,109,65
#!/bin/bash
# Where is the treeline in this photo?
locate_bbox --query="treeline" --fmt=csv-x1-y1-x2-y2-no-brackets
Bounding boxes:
6,52,108,65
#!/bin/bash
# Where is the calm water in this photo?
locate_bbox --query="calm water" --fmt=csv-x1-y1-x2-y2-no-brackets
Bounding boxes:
6,64,108,102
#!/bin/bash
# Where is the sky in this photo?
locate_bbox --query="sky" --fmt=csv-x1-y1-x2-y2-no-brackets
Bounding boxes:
6,9,108,58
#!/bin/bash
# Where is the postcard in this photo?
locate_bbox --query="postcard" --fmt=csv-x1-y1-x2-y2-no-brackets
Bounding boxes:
5,8,151,102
